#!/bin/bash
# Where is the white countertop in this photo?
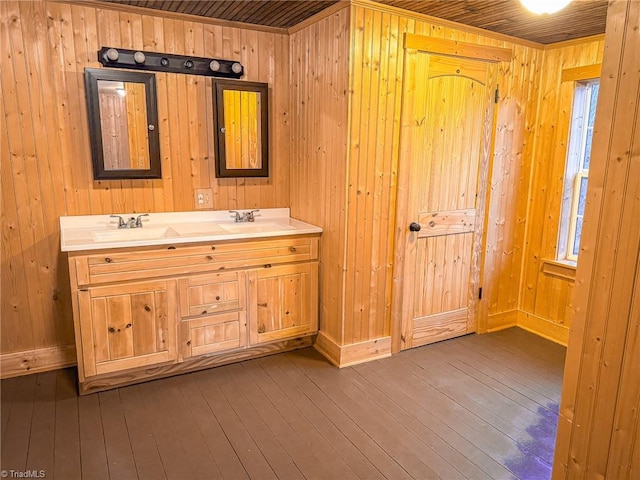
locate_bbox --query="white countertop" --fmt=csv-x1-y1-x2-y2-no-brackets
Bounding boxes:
60,208,322,252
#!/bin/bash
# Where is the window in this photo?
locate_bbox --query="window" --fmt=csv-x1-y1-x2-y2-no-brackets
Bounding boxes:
558,79,599,262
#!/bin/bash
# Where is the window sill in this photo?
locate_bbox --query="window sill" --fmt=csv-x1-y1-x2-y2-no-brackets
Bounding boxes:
542,258,577,282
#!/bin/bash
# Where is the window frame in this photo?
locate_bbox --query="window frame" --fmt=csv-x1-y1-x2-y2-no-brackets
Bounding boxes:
557,67,600,263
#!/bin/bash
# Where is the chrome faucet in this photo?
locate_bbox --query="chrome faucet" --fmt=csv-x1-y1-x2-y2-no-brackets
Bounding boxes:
229,209,260,223
110,214,148,229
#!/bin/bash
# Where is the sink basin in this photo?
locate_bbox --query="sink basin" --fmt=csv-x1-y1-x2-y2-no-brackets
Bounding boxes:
219,222,296,234
171,223,226,237
92,227,178,242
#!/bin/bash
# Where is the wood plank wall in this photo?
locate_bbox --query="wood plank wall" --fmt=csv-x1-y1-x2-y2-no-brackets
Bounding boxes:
289,6,350,343
292,1,542,352
519,35,604,344
553,0,640,476
0,0,290,366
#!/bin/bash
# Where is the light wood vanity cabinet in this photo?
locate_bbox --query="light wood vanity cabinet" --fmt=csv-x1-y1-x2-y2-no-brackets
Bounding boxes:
68,235,319,393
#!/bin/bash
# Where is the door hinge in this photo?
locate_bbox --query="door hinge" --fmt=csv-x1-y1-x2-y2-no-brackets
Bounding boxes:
494,87,499,104
478,287,483,300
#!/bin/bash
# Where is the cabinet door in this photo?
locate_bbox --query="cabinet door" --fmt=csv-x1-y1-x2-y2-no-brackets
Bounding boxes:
77,280,177,377
248,263,318,345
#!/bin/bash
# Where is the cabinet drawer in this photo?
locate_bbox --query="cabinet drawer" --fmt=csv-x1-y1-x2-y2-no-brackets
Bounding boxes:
73,236,319,286
181,311,247,358
179,271,245,318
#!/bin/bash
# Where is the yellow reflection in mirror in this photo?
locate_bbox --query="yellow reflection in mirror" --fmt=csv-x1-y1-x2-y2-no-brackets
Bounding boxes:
97,80,150,170
223,90,262,169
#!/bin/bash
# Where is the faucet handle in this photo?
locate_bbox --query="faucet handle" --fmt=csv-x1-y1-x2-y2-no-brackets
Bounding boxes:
246,209,260,222
229,210,242,222
110,215,126,228
135,213,149,227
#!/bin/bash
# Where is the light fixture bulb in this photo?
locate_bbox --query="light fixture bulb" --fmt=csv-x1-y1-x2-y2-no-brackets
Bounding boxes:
520,0,573,14
133,51,146,63
209,60,220,72
106,48,119,61
231,62,242,74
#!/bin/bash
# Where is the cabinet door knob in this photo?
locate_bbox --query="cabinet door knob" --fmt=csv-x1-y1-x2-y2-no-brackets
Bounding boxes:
409,222,421,232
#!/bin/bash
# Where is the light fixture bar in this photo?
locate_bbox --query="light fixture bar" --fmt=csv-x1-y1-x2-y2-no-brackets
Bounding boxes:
97,47,244,79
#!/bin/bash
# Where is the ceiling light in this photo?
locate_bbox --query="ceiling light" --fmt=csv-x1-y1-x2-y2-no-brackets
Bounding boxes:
520,0,573,14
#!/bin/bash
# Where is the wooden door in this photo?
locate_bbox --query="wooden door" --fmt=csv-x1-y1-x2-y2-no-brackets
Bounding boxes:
247,263,318,345
396,52,496,350
77,279,178,376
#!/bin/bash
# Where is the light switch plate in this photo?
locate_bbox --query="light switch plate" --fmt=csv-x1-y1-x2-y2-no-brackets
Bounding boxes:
194,188,213,209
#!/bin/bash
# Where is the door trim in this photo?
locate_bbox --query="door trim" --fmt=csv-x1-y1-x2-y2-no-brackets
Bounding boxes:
404,33,513,63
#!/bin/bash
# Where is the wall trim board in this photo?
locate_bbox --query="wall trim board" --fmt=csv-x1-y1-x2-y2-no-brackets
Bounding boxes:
517,311,569,346
404,33,513,62
485,310,518,332
287,1,350,34
314,332,391,367
59,0,289,35
0,345,77,379
351,0,544,49
544,34,606,51
561,64,602,83
541,258,577,282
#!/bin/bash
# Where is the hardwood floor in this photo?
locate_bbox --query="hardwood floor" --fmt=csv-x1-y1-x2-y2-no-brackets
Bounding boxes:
0,327,565,479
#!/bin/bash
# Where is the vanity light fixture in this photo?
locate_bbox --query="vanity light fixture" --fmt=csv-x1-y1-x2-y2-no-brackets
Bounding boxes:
98,47,244,79
133,51,146,64
520,0,573,14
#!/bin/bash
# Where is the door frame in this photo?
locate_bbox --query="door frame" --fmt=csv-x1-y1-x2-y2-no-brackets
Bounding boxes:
390,34,512,353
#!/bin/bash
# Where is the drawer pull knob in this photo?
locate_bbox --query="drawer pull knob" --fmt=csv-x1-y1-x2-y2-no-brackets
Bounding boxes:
126,323,132,329
264,263,272,268
206,255,213,261
105,257,112,263
202,310,208,315
211,246,216,251
215,296,220,301
289,247,297,253
186,340,192,346
167,245,176,250
144,305,151,312
108,327,115,333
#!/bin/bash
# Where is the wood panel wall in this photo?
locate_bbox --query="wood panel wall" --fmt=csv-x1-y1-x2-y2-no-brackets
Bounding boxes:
292,0,542,355
519,35,604,343
289,6,350,343
0,0,290,367
553,0,640,475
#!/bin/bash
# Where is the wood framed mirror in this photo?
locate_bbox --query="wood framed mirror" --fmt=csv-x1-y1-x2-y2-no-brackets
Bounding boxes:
213,79,269,178
84,68,161,180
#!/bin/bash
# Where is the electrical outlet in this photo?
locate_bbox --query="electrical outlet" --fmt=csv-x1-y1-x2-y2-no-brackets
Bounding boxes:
194,188,213,210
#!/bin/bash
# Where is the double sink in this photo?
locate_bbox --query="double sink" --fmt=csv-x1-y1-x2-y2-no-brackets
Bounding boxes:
90,221,294,242
60,208,322,252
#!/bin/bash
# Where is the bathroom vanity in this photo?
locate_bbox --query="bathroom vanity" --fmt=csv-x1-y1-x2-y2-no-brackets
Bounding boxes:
60,209,321,394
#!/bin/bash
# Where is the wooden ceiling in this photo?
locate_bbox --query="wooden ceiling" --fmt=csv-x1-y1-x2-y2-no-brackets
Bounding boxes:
99,0,608,44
